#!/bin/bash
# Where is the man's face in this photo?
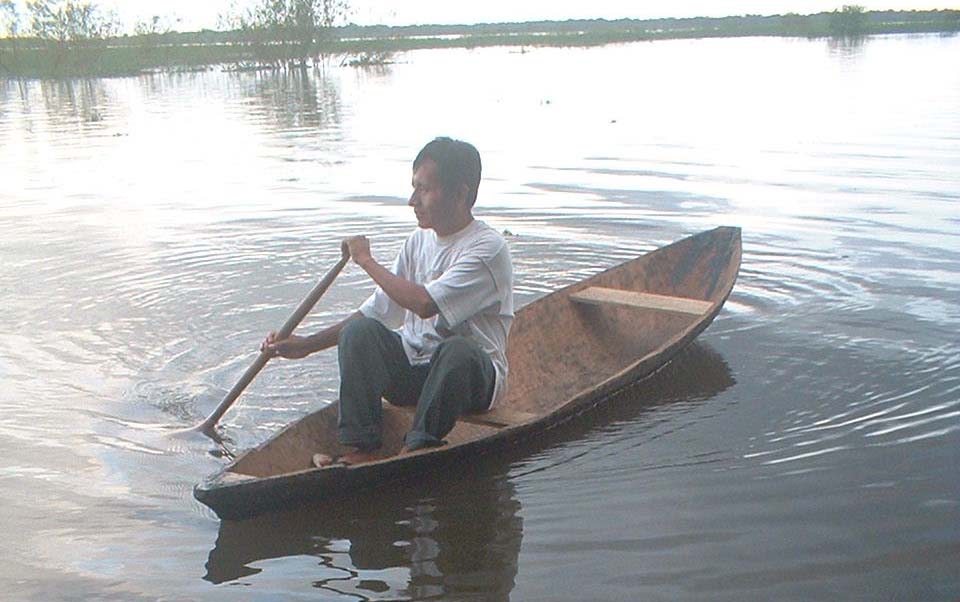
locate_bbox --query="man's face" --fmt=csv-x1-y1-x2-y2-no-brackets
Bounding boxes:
408,158,458,231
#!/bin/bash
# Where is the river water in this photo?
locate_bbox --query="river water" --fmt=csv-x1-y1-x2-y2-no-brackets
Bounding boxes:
1,33,958,601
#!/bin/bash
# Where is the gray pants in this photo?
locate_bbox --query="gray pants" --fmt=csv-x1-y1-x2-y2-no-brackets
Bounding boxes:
337,317,496,451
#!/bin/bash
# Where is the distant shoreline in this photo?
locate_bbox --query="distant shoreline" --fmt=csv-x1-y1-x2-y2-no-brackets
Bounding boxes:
2,9,958,78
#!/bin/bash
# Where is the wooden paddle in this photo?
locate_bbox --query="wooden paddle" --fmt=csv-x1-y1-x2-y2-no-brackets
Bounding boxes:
188,250,350,437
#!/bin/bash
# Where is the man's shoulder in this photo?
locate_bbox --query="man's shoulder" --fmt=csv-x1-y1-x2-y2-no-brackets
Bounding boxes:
471,219,503,240
463,220,507,254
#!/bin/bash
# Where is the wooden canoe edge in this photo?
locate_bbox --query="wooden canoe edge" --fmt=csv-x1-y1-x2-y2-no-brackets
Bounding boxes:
194,226,742,519
562,226,741,413
518,226,740,314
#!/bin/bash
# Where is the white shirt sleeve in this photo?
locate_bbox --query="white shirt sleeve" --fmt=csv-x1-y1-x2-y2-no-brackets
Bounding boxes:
425,240,511,329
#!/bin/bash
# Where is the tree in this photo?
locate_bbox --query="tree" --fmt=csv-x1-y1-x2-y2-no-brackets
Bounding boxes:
0,0,21,72
1,0,21,38
221,0,349,66
25,0,120,44
134,15,177,37
830,5,868,36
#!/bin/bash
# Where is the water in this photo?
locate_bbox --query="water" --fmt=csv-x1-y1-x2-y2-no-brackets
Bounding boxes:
1,34,958,601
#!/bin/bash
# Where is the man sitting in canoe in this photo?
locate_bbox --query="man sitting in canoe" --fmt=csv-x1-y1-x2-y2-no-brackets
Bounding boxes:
262,137,514,465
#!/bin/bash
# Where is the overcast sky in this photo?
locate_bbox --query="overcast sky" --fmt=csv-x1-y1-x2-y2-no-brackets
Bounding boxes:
9,0,956,31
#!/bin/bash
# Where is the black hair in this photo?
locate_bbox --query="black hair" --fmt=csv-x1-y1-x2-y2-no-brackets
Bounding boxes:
413,137,482,207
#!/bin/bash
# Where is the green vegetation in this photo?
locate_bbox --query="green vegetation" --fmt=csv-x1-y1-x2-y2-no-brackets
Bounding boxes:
0,1,20,37
1,4,959,78
23,0,120,40
830,5,869,36
218,0,348,68
0,0,350,76
0,0,123,75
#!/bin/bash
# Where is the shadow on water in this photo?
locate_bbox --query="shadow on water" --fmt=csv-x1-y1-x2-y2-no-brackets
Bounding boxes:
513,341,736,470
203,342,734,598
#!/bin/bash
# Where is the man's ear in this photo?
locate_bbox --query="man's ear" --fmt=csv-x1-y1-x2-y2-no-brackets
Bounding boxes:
457,182,470,208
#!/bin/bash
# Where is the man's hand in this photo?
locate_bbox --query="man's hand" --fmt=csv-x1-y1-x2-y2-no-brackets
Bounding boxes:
344,235,373,269
261,332,311,359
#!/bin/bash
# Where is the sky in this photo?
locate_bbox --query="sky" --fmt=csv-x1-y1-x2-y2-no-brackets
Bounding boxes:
8,0,956,32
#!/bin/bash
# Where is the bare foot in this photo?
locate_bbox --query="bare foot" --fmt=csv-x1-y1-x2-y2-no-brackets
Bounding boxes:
312,453,339,468
312,449,385,468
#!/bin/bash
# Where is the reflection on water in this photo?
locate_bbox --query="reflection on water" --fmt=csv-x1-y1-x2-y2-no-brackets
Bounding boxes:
826,34,867,60
1,33,959,601
206,471,521,599
235,68,344,133
33,79,111,127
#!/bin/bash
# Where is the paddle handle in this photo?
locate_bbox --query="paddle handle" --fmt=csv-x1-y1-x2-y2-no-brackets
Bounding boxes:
195,254,350,433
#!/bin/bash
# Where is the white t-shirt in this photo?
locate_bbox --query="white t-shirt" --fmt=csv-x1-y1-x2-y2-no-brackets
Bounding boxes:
358,220,514,407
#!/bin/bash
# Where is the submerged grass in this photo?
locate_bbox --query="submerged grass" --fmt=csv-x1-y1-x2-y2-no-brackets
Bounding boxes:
1,10,958,78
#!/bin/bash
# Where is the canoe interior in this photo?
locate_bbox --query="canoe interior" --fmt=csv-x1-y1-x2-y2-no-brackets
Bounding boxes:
224,226,741,480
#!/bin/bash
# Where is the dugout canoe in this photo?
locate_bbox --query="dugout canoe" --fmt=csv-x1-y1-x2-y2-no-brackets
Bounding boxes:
195,226,742,519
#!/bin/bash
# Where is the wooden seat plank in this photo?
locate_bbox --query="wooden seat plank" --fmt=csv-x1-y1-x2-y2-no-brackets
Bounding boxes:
569,286,712,315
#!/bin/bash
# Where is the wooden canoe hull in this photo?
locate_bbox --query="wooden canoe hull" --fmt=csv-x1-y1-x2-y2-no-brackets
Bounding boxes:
195,226,742,519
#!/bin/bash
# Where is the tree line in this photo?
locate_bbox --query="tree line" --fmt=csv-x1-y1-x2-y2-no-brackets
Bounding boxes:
2,1,959,78
0,0,350,72
0,0,349,41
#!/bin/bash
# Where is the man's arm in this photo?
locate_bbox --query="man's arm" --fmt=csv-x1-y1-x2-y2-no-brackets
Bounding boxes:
346,236,439,319
262,311,362,359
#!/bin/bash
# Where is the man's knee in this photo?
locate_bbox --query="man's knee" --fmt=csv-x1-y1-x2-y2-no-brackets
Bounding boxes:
437,336,483,358
339,316,383,350
434,336,482,364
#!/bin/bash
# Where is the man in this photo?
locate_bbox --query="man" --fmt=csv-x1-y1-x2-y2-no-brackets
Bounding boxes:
262,137,514,464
